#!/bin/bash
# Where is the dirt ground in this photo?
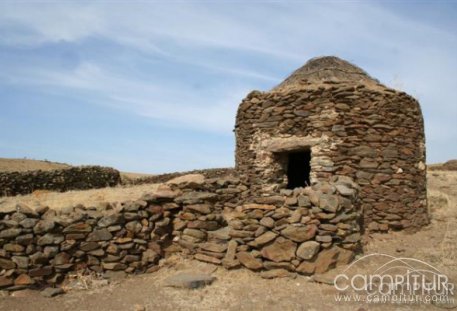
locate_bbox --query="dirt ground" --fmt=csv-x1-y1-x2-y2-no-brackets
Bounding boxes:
0,169,456,311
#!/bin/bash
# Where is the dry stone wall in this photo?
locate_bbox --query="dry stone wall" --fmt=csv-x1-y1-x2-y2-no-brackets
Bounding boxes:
0,174,360,290
0,166,121,197
235,81,428,232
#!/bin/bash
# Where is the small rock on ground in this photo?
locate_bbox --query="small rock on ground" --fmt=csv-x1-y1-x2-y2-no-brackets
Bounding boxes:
164,273,215,289
40,287,64,298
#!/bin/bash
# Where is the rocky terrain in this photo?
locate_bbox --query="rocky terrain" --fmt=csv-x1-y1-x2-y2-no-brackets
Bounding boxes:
0,166,455,310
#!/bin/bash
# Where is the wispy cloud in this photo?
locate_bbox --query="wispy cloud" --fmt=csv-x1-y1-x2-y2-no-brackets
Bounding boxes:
0,1,456,170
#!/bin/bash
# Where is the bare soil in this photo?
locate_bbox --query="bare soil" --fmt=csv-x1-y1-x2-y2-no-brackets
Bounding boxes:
0,169,456,311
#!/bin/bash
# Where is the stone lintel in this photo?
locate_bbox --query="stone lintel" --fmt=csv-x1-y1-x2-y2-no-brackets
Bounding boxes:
262,136,320,153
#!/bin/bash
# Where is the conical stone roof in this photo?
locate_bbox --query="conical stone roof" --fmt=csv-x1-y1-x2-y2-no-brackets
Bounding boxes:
272,56,380,92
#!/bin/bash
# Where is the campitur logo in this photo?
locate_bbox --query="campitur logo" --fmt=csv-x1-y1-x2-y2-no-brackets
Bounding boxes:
333,253,455,306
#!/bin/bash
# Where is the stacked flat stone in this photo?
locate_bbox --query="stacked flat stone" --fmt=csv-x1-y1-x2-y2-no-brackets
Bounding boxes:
0,192,174,289
234,56,428,232
0,173,360,290
0,166,121,197
222,176,360,277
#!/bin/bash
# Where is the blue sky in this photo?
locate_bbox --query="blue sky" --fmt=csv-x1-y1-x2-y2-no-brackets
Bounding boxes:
0,1,456,173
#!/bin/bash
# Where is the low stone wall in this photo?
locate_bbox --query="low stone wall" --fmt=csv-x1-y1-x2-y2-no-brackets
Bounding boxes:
0,166,121,197
429,160,457,171
0,174,361,289
124,168,235,185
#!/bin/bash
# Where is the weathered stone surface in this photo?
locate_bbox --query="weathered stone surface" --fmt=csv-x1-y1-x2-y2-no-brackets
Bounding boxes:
316,235,332,243
0,258,15,269
12,256,29,269
20,218,38,228
37,233,64,246
29,266,53,277
263,261,295,271
0,228,22,238
336,248,354,266
319,195,339,213
296,241,320,260
16,203,38,217
281,225,317,242
149,185,180,200
260,217,275,228
314,247,339,274
260,269,295,279
296,261,315,275
98,214,123,227
40,287,64,297
297,195,311,207
229,229,253,238
102,262,127,271
241,204,276,211
167,174,205,187
254,231,277,246
360,158,378,169
87,229,112,241
236,252,263,270
0,276,13,288
54,252,71,265
14,274,35,286
33,219,55,234
62,223,92,233
125,221,142,233
175,192,217,204
183,228,206,240
16,233,34,245
343,233,361,243
350,146,377,157
30,252,47,265
79,242,100,252
254,196,285,205
260,237,296,263
335,185,355,197
222,240,239,268
4,243,25,252
199,242,227,253
142,249,159,263
194,254,222,265
184,204,211,215
263,136,320,152
164,273,215,289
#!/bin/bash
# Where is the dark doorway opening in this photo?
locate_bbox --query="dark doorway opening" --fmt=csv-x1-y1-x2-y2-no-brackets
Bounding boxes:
286,150,311,189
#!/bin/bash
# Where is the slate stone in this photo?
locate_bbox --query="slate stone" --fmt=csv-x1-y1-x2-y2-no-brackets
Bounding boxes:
40,287,64,298
164,273,216,289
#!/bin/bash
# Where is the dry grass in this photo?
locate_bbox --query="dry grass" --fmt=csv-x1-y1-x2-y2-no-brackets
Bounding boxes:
0,183,160,211
0,157,70,172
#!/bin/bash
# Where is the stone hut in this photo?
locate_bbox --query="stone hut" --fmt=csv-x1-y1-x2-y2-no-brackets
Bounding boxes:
235,56,428,232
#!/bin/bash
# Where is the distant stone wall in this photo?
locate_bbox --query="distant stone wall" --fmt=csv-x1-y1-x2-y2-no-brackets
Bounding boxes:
0,166,121,197
235,82,428,232
124,168,235,185
0,174,361,289
428,160,457,171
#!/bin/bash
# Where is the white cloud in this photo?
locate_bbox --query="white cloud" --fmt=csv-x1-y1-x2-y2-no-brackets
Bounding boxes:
0,1,456,163
0,61,247,133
